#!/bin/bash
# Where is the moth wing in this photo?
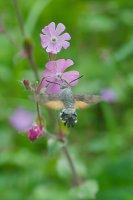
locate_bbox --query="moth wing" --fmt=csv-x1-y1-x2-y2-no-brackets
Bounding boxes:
34,93,64,110
74,94,102,109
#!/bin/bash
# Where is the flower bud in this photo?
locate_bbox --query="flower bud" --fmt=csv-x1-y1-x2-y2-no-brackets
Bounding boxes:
21,80,34,91
27,124,43,141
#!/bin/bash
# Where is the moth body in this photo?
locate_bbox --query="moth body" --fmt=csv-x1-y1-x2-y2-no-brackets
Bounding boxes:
35,79,102,127
59,86,77,128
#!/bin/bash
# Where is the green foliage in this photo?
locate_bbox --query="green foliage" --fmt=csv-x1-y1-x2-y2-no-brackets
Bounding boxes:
69,180,99,199
0,0,133,199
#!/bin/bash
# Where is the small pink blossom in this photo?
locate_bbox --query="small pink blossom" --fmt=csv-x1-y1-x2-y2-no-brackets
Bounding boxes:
41,59,80,94
40,22,71,54
27,124,43,141
9,107,34,132
101,88,117,102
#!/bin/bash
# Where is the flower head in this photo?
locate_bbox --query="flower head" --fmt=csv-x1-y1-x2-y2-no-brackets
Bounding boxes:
27,124,43,141
41,59,80,94
40,22,71,54
101,88,117,102
9,107,34,132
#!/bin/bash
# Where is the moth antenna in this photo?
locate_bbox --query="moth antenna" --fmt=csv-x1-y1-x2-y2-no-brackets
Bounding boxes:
69,75,83,84
46,80,61,86
59,76,70,86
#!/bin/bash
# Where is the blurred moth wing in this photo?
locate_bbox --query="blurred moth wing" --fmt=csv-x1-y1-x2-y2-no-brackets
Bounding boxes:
74,94,102,109
35,93,102,110
34,93,64,109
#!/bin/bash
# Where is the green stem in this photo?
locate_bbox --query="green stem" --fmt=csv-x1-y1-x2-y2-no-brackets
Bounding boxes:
12,0,39,81
12,0,25,37
62,144,80,187
36,101,43,129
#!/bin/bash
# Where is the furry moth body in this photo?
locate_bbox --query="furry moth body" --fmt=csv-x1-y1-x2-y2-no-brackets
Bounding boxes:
35,80,102,127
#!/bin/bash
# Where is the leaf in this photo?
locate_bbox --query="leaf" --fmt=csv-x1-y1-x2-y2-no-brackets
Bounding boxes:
80,13,115,32
114,36,133,62
24,0,52,35
56,151,87,179
47,138,63,155
69,180,99,199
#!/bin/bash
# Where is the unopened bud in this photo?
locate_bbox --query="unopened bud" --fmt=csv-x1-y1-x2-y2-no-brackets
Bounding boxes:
21,80,34,91
23,37,33,57
27,124,43,141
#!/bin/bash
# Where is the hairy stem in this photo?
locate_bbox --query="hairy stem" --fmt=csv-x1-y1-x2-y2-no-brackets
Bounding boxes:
12,0,25,37
36,101,43,129
12,0,39,81
26,51,40,81
62,144,80,186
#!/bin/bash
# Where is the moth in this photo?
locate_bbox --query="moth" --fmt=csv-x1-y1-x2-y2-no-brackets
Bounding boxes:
35,77,102,127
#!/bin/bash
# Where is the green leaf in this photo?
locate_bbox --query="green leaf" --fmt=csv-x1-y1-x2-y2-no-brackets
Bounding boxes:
56,151,87,179
69,180,99,199
24,0,52,35
47,138,63,155
80,13,115,32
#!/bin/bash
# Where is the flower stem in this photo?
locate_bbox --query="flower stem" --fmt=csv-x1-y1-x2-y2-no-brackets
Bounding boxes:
12,0,39,81
36,101,43,129
62,144,80,187
26,49,40,81
49,53,56,61
12,0,25,37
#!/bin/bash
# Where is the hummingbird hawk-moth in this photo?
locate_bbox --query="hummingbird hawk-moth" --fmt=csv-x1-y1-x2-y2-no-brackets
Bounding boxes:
35,77,102,127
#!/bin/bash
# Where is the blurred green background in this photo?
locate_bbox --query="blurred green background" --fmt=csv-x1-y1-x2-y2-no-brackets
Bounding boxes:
1,0,133,199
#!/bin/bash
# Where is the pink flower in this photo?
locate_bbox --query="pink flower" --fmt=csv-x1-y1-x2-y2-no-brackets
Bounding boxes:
40,22,71,54
27,124,43,141
41,59,80,94
9,107,34,132
101,88,117,102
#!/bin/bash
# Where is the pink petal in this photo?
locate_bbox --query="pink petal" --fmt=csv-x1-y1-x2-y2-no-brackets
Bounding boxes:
45,59,74,75
56,59,66,72
45,59,66,73
45,61,57,72
41,76,54,88
45,59,65,75
55,59,74,73
55,44,62,53
46,43,59,54
56,23,65,35
40,34,49,48
46,43,55,53
42,26,51,36
49,44,61,54
59,33,71,41
63,59,74,69
62,71,80,86
62,41,70,49
46,82,61,94
9,108,34,132
48,22,56,36
101,89,117,102
42,69,53,78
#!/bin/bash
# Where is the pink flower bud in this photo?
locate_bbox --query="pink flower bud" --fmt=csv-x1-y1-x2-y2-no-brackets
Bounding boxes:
27,124,43,141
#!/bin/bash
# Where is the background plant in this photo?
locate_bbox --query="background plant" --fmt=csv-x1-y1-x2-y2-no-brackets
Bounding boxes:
0,0,133,200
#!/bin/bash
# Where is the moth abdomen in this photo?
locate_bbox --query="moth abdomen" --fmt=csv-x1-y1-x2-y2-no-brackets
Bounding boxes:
60,108,77,128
